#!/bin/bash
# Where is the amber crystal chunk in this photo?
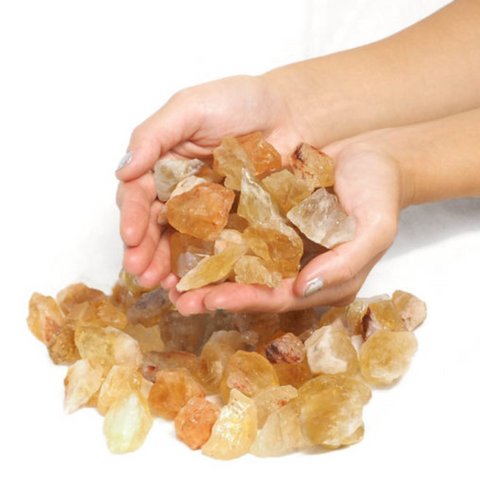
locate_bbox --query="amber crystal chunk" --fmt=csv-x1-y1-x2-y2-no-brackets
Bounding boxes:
262,168,313,213
237,131,282,175
273,361,313,389
47,327,80,365
27,293,65,344
202,388,258,460
65,298,128,330
56,283,106,315
234,255,282,288
253,385,298,428
126,286,172,328
219,350,279,402
359,330,418,385
392,290,427,331
148,368,206,420
363,299,407,339
176,243,248,292
265,333,305,364
167,182,235,241
122,323,164,354
304,325,359,375
103,390,153,453
175,397,221,450
290,143,334,189
170,232,214,277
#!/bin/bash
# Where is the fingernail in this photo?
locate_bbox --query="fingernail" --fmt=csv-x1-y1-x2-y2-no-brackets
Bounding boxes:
117,151,133,172
304,277,324,297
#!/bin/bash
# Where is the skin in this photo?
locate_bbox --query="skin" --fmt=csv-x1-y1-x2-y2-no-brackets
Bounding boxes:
116,0,480,314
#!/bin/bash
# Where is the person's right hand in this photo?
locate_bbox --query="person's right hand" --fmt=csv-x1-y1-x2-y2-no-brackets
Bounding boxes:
115,75,310,289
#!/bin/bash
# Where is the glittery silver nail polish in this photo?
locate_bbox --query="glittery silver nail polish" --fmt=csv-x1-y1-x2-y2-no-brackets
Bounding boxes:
304,277,324,297
117,151,133,172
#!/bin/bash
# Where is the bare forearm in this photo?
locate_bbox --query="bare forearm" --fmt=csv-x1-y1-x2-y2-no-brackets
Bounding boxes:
263,0,480,146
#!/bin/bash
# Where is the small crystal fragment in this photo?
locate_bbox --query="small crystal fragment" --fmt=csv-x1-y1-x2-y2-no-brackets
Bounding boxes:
201,389,258,460
359,330,418,385
169,175,207,199
290,143,334,189
363,299,407,340
64,359,104,414
176,243,248,292
122,323,164,354
27,293,65,344
273,362,313,389
262,169,313,213
148,368,206,420
103,390,153,453
175,397,221,450
234,255,282,288
287,188,356,248
265,333,305,364
126,286,172,328
219,350,279,402
47,327,80,365
167,182,235,241
56,283,106,315
304,325,359,375
253,385,298,428
170,232,214,278
392,290,427,331
237,131,282,176
153,158,204,202
233,312,281,345
65,299,128,330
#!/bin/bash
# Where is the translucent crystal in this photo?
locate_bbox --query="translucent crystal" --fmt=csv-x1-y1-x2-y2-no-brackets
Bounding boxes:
273,362,313,389
392,290,427,331
242,224,303,277
122,323,164,354
225,213,249,232
234,255,282,288
170,232,214,278
237,131,282,176
265,333,305,364
219,351,279,402
64,359,104,414
65,299,128,330
148,368,206,420
363,299,407,339
169,175,207,199
290,143,334,189
176,243,248,292
253,385,298,428
201,389,258,460
287,188,356,248
167,182,235,241
304,325,359,375
214,228,245,255
56,283,106,315
47,327,80,365
175,397,221,450
359,330,418,385
153,158,204,202
103,390,153,453
126,286,172,328
262,169,313,213
27,293,65,344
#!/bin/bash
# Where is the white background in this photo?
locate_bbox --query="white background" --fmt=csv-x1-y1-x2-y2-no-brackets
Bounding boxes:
2,1,479,479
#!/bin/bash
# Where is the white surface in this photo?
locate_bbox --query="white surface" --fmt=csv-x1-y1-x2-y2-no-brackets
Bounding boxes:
2,1,479,479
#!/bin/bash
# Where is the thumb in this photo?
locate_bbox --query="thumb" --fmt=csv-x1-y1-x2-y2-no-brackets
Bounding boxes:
116,89,202,181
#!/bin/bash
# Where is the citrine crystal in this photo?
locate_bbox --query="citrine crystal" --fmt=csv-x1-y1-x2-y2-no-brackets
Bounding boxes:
287,188,356,248
234,255,282,288
359,330,418,385
56,283,106,315
265,333,305,364
122,323,164,354
253,385,298,428
148,368,206,420
126,286,172,328
363,299,407,340
202,388,258,460
175,397,221,450
27,293,65,344
169,175,207,198
290,143,334,189
273,361,313,389
392,290,427,331
167,182,235,241
170,232,214,278
103,390,153,453
65,298,128,330
47,327,80,365
304,325,359,375
214,228,245,255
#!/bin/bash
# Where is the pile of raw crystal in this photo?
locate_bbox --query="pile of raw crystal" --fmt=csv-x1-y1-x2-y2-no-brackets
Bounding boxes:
27,269,426,458
156,132,356,291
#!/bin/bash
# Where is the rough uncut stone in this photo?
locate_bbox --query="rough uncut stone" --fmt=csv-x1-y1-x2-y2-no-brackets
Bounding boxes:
170,232,214,278
202,388,258,460
242,224,303,278
27,293,65,344
262,169,313,213
359,330,418,385
122,323,164,354
392,290,427,331
126,286,172,328
65,299,128,330
56,283,106,315
273,362,313,389
64,359,104,414
47,327,80,365
238,131,282,175
253,385,298,428
304,325,359,375
290,143,334,189
103,390,153,453
74,325,142,371
176,243,248,292
363,299,407,340
214,228,245,255
148,368,206,420
219,351,279,402
287,188,356,248
154,158,204,202
234,255,282,288
167,182,235,241
170,175,207,199
175,397,221,450
298,375,371,448
265,333,305,364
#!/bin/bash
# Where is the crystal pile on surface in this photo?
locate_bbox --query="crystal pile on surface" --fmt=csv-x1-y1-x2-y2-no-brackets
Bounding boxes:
156,132,355,291
27,270,426,458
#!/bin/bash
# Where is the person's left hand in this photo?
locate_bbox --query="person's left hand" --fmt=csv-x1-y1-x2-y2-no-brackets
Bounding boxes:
168,134,411,314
